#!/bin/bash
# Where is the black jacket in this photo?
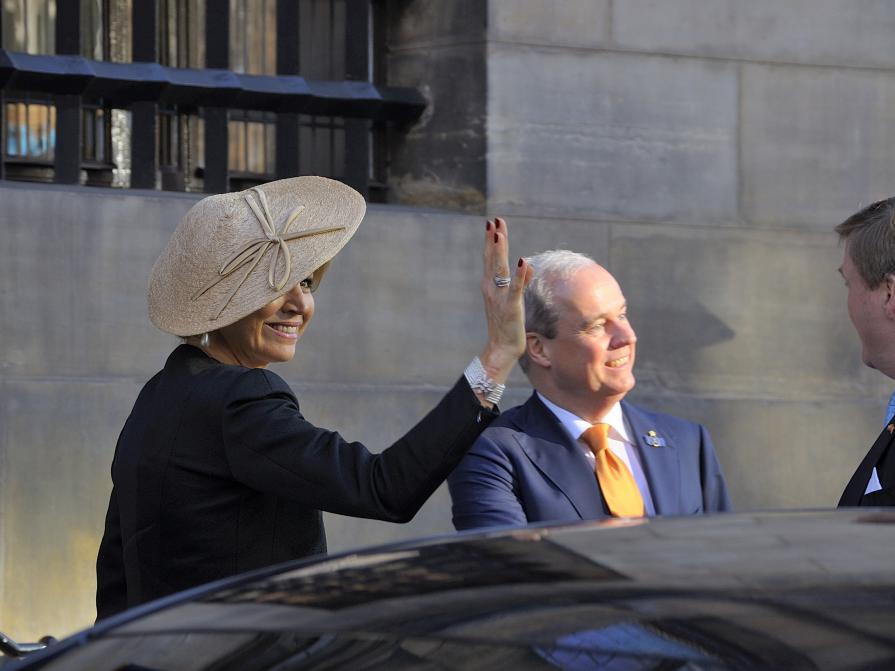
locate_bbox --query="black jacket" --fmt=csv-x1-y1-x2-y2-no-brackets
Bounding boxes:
96,345,495,619
839,422,895,507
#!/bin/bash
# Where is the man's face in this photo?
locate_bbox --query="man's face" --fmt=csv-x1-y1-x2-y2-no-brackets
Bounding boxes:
540,264,637,404
840,243,891,373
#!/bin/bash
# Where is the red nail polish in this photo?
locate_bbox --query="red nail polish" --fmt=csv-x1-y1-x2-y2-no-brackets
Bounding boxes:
485,220,491,231
518,257,524,267
494,233,499,243
495,218,502,229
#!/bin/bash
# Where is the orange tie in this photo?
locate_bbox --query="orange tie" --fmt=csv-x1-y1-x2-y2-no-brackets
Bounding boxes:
581,423,645,517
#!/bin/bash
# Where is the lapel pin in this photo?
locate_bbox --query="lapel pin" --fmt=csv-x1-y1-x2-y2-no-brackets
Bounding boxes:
643,430,666,448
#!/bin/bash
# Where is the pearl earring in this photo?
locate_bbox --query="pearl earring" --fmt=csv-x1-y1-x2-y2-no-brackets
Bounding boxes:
199,332,210,348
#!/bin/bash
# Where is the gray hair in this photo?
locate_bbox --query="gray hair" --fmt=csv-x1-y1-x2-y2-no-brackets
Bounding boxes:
518,250,598,374
835,197,895,289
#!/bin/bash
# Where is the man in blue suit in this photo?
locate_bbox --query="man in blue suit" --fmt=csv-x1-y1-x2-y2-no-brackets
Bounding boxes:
448,250,731,530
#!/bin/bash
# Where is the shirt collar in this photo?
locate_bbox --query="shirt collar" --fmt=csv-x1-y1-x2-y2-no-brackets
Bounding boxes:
536,392,630,443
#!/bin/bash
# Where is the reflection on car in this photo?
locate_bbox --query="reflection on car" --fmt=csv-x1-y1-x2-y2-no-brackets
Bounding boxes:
8,510,895,670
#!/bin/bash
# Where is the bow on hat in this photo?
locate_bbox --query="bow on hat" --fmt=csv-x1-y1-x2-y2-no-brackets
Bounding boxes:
192,187,345,320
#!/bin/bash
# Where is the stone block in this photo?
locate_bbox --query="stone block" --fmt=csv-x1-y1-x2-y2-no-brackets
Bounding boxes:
385,0,488,212
609,222,890,399
387,46,487,212
629,392,884,510
487,47,739,223
0,378,140,640
0,183,538,389
299,211,611,389
295,205,490,385
0,182,194,379
499,215,612,263
387,0,485,47
613,0,895,70
741,64,895,228
488,0,610,48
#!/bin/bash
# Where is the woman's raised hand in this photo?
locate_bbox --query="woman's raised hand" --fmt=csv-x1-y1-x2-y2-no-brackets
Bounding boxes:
477,217,532,390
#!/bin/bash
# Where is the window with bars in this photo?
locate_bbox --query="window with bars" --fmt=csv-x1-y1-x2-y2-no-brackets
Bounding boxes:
141,0,379,193
0,0,422,197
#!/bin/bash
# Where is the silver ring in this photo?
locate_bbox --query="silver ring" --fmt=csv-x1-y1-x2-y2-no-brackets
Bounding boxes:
493,275,512,288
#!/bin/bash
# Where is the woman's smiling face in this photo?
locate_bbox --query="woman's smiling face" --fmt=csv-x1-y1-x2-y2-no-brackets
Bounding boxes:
214,278,316,368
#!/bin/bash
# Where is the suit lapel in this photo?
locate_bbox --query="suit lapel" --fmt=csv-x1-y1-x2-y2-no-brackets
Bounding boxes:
512,394,606,519
839,423,895,506
623,401,681,515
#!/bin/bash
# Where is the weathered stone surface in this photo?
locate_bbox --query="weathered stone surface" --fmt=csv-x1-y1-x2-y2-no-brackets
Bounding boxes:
613,0,895,70
740,64,895,228
611,222,889,399
1,378,140,639
387,0,485,46
0,182,191,379
488,0,610,48
501,215,612,263
299,212,606,389
487,46,739,223
386,1,488,212
629,392,884,510
387,45,487,212
298,204,492,385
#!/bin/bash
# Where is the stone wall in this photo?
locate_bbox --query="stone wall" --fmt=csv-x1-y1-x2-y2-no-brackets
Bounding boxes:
5,0,895,646
0,178,880,641
389,1,895,499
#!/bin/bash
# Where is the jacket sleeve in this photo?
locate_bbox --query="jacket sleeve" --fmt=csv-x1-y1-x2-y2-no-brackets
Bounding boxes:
448,430,529,531
95,486,127,621
221,370,497,523
699,424,732,512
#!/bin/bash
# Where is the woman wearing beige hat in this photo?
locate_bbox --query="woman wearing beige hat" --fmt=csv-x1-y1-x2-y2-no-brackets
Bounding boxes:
95,176,530,619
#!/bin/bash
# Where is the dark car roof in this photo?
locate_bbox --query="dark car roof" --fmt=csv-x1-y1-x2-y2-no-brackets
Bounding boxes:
12,510,895,670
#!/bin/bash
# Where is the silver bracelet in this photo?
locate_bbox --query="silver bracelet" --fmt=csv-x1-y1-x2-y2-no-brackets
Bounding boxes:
464,356,506,405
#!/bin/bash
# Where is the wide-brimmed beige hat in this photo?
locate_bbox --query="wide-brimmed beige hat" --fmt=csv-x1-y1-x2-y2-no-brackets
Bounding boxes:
148,176,365,336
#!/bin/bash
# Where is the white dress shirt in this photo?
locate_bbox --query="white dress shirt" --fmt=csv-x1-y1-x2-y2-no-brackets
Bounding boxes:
537,392,656,515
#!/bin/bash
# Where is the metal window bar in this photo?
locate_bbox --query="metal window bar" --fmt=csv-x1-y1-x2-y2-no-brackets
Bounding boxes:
369,0,387,200
157,0,203,191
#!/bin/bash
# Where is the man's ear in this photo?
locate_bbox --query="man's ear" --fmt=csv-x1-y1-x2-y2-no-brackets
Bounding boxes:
526,332,551,368
884,274,895,318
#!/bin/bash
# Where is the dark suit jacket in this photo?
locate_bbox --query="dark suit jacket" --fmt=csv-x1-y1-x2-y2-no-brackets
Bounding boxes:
838,422,895,506
96,345,495,619
448,393,731,530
